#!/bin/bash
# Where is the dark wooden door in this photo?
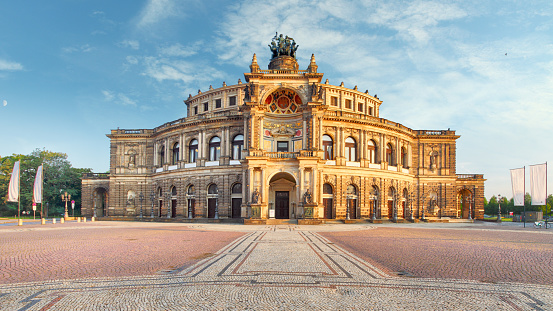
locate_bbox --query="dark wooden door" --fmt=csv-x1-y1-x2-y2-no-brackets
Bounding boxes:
208,198,216,218
347,199,357,219
388,201,393,218
323,198,333,219
158,200,163,217
232,198,242,218
171,200,177,218
275,191,289,219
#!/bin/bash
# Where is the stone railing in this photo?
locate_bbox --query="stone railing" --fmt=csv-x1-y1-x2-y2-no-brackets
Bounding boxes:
258,69,309,74
457,174,484,179
82,173,109,179
415,130,456,136
265,152,300,159
324,111,413,133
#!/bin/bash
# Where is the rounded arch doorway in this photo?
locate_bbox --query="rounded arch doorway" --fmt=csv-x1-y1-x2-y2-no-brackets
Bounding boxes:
268,172,297,219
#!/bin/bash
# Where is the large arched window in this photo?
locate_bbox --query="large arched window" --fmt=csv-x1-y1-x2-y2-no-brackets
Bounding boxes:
159,144,165,166
188,139,198,163
401,147,407,168
209,136,221,161
172,142,179,165
386,143,394,165
368,140,376,163
232,134,244,160
345,137,357,162
323,135,333,160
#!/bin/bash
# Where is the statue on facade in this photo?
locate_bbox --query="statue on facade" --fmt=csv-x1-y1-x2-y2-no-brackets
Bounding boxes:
303,189,312,204
269,32,299,59
252,188,261,204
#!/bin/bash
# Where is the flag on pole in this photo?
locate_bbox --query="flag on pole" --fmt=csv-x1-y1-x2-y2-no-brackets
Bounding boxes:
510,167,525,206
33,165,43,204
7,160,20,202
530,163,547,205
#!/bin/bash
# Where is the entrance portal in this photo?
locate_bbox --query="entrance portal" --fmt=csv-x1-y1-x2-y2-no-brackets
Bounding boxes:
275,191,289,219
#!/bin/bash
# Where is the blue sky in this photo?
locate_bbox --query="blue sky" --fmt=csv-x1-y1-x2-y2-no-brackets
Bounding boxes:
1,0,552,200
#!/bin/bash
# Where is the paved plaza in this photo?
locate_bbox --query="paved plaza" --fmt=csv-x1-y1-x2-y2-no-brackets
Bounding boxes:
0,220,552,310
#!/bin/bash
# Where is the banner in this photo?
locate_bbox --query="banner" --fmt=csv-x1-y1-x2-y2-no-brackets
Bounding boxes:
510,167,525,206
33,165,43,204
530,163,547,205
7,160,20,202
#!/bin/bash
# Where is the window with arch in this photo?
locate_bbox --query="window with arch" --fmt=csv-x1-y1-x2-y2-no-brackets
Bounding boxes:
208,184,218,194
345,137,357,162
368,139,377,163
232,134,244,160
265,89,301,114
322,135,333,160
232,183,242,194
401,147,407,168
187,185,195,196
188,139,198,163
323,183,333,195
386,143,394,165
159,145,165,166
171,186,177,197
347,184,357,196
209,136,221,161
172,142,179,165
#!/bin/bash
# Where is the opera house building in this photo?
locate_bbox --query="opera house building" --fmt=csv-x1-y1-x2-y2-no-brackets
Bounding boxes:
82,35,485,224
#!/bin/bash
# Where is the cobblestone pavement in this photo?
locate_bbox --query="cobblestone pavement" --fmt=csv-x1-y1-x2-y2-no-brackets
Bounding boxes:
0,222,552,310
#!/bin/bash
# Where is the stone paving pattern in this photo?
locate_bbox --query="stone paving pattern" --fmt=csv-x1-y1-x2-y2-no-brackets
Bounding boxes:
0,221,552,310
321,226,553,286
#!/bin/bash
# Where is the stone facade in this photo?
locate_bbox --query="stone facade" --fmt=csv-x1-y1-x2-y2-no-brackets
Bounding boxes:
82,38,485,221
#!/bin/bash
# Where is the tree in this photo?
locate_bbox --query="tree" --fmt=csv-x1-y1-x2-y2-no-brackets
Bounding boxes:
0,149,92,217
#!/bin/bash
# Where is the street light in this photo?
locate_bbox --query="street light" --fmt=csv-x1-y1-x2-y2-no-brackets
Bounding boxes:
468,193,473,220
166,191,172,218
497,194,502,222
214,189,220,219
149,191,155,218
61,191,71,219
139,192,144,218
346,195,352,220
392,193,398,221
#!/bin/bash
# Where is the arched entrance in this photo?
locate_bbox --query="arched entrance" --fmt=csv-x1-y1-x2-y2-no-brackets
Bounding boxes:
93,188,108,217
346,184,357,219
388,187,396,219
170,186,177,218
458,189,473,219
269,172,297,219
323,183,334,219
207,184,218,218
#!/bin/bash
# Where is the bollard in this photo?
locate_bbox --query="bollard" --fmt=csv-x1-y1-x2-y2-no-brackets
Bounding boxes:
53,218,56,224
83,217,87,223
60,218,64,224
41,218,46,225
91,217,95,222
77,217,81,223
18,219,23,226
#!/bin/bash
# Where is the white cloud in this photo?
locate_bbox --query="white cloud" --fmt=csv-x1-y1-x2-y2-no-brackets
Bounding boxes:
62,44,94,53
120,40,140,50
0,59,23,71
102,90,114,101
142,57,225,85
2,100,7,107
102,90,136,106
159,42,202,57
137,0,180,28
126,56,139,65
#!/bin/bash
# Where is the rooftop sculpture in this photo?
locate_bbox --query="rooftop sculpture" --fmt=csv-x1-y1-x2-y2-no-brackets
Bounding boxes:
268,32,299,59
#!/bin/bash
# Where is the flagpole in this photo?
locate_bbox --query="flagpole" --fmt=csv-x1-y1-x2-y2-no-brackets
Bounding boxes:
523,166,526,228
18,161,20,219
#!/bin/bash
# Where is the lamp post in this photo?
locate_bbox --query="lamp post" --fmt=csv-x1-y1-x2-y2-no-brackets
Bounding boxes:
166,191,171,218
392,193,398,221
139,192,144,218
497,194,502,222
150,191,155,218
346,195,352,220
61,191,71,219
468,193,473,220
214,189,220,219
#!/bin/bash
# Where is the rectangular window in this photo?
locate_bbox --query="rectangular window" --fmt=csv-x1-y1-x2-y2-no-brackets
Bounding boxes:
229,96,236,106
215,98,221,108
203,102,208,111
193,106,198,115
345,99,352,109
358,103,363,112
277,141,289,152
368,107,373,116
331,96,338,106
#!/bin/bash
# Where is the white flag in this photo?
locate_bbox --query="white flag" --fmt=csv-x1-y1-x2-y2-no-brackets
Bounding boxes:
510,167,525,206
33,165,43,204
7,160,20,202
530,163,547,205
